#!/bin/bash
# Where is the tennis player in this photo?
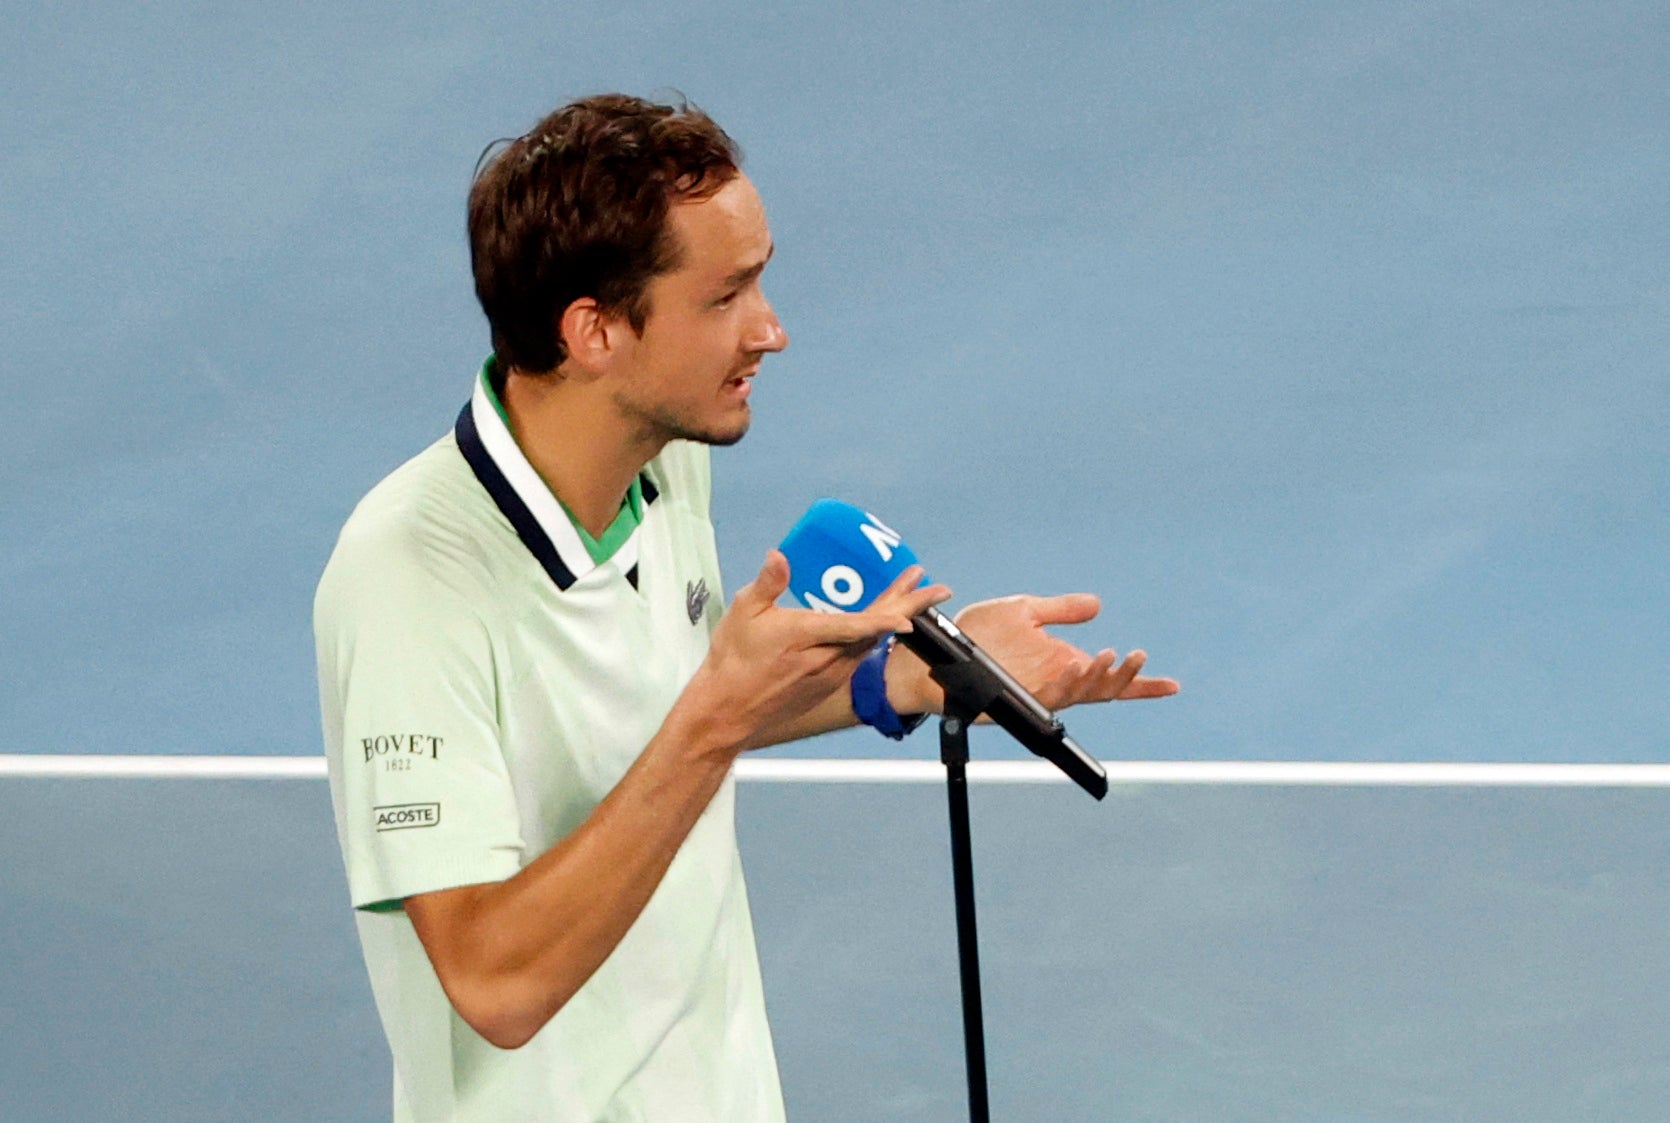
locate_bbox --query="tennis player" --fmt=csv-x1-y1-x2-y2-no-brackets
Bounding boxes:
314,92,1177,1122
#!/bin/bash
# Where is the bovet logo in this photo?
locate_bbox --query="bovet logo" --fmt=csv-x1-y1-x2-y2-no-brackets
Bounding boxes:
362,733,443,762
374,803,441,831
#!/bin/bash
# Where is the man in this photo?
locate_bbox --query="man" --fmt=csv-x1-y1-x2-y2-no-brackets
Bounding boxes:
315,93,1177,1122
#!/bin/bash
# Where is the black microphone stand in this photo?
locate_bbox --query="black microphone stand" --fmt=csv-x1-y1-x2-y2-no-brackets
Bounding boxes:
925,655,1109,1123
932,661,1004,1123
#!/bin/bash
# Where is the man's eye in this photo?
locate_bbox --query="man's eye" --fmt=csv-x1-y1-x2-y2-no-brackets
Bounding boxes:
714,290,739,307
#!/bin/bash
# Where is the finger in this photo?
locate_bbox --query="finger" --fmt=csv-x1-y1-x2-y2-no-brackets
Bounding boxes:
1025,646,1103,710
1119,675,1182,700
1058,647,1120,706
732,549,791,613
886,583,954,628
882,564,926,595
1101,650,1181,701
797,567,950,649
870,564,928,608
1052,649,1182,707
1102,649,1148,699
859,566,949,623
1051,648,1138,708
800,602,922,648
875,566,951,607
1024,593,1101,627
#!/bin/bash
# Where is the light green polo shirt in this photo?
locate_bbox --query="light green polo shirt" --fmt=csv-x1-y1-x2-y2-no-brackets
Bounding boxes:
314,363,784,1122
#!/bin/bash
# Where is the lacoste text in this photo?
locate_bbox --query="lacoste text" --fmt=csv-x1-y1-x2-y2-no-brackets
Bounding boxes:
374,803,441,831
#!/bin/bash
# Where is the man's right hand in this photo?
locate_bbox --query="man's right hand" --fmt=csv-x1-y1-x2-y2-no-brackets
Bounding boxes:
678,549,951,755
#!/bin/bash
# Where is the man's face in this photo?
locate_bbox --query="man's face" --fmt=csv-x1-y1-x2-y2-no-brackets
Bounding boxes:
608,173,788,447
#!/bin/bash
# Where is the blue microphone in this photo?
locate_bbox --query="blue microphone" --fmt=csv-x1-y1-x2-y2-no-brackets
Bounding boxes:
780,499,1109,799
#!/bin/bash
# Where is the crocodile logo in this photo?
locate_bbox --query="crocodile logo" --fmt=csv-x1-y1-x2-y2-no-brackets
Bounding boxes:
686,578,710,625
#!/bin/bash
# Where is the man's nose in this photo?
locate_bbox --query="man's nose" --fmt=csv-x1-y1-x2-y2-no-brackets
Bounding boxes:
748,303,788,353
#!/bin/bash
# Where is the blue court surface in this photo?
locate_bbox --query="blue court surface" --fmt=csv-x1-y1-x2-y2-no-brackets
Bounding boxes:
3,0,1668,1118
4,766,1669,1120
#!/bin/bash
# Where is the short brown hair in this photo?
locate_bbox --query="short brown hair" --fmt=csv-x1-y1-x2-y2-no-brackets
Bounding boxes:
467,94,742,373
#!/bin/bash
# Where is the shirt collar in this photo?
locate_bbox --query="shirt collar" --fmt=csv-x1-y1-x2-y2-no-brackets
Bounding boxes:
454,359,659,591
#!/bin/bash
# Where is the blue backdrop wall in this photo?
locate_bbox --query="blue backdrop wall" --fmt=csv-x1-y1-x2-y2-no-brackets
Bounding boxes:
3,0,1666,762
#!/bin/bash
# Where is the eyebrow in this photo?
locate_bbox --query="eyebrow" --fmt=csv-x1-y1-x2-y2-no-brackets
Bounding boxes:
720,242,775,289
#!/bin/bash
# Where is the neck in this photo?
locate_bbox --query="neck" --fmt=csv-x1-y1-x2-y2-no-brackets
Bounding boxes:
500,367,664,538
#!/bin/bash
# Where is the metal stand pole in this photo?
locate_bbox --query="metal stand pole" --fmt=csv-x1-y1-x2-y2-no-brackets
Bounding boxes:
941,711,990,1123
914,629,1108,1120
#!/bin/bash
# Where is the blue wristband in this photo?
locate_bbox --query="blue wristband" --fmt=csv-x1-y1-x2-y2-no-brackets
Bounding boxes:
851,637,927,740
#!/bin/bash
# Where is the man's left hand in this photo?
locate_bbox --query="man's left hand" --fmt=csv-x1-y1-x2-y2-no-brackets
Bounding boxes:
885,593,1180,717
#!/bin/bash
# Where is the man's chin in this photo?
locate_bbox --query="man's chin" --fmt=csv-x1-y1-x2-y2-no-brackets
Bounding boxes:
672,409,750,448
700,417,750,448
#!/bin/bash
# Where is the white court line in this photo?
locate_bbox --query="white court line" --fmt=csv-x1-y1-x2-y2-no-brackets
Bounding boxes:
0,755,329,780
0,755,1667,787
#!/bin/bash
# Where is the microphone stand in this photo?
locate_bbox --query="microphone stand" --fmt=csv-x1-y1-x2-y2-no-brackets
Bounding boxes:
929,661,1009,1123
926,657,1108,1123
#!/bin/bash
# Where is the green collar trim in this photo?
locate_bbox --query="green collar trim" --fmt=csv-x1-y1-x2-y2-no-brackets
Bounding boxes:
576,476,644,564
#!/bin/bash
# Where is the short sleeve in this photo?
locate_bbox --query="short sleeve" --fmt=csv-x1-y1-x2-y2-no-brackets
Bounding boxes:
315,536,524,911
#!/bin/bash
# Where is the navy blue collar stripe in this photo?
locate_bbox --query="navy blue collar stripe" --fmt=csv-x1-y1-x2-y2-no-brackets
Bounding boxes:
453,382,663,593
454,403,579,591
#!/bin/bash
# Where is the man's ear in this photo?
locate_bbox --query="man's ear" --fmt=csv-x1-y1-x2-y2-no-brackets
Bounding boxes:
557,297,623,374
